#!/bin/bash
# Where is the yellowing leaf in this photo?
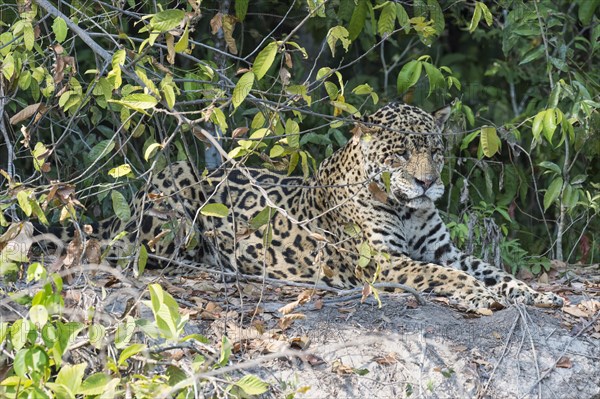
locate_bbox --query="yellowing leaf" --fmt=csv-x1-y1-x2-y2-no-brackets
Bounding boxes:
378,2,397,36
253,42,278,80
235,375,269,396
108,164,132,178
200,203,229,218
109,93,158,111
232,71,254,108
52,17,68,43
326,26,351,57
144,143,163,161
480,126,500,157
532,110,545,140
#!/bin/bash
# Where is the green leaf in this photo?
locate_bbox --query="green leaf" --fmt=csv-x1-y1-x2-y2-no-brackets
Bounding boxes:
539,161,562,176
531,110,545,140
11,319,31,351
468,2,483,33
235,375,269,395
253,42,278,80
519,46,544,65
218,336,232,367
138,244,148,276
110,93,158,111
544,177,563,211
578,0,600,25
357,241,371,268
88,324,106,350
23,22,34,51
118,343,147,366
52,17,68,42
382,171,391,193
174,26,189,52
114,316,135,349
543,108,558,143
56,363,87,394
147,9,185,32
29,305,48,328
108,164,132,178
326,26,351,57
235,0,249,21
480,126,500,157
397,60,422,94
422,62,446,95
479,2,493,26
111,190,131,222
377,2,396,36
17,190,32,217
200,203,229,218
232,71,254,109
330,100,360,117
79,373,113,396
250,206,274,230
396,4,410,33
348,0,368,40
427,0,445,35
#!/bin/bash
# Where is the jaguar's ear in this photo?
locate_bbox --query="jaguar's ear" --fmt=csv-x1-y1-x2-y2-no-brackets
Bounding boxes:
432,105,451,131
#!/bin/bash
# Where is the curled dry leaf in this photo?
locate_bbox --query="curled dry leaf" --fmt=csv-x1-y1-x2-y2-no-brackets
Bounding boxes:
368,182,389,203
373,352,399,366
10,103,48,126
361,282,372,303
209,12,222,34
556,356,573,369
332,359,354,375
279,67,291,86
278,313,306,330
289,335,310,350
231,127,249,139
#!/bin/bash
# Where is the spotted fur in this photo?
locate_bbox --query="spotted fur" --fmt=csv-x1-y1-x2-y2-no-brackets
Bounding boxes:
79,103,563,311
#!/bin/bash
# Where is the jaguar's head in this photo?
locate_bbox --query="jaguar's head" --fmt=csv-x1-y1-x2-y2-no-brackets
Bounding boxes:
359,103,451,209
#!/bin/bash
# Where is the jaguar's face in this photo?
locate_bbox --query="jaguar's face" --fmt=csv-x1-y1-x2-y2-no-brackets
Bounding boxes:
360,103,451,208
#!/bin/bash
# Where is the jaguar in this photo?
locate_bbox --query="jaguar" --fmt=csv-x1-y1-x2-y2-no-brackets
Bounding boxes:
51,102,564,311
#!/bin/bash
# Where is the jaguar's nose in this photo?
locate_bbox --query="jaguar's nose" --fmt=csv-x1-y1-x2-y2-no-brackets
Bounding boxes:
415,177,434,191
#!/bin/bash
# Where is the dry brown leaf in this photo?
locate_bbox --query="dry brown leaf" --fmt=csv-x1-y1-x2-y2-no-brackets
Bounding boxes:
321,263,334,278
538,272,549,284
10,103,48,126
332,359,354,375
368,182,389,203
289,335,310,350
209,13,222,34
279,67,291,86
361,282,371,303
231,127,249,139
562,305,589,318
278,313,305,330
556,356,573,368
314,299,323,310
278,299,300,315
309,232,327,242
284,52,293,68
84,238,102,265
297,290,313,305
222,15,238,54
166,33,176,64
373,352,398,366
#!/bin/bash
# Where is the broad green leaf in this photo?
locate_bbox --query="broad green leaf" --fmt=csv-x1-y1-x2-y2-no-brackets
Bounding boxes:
531,110,545,140
56,363,87,394
519,46,544,65
468,2,483,33
330,100,360,117
539,161,562,176
427,0,445,35
2,53,14,80
249,206,274,230
396,4,410,33
326,26,351,57
543,108,558,143
174,26,189,52
29,305,48,328
235,375,269,395
89,324,106,349
397,60,422,94
147,9,185,32
253,42,278,80
52,17,68,42
118,343,147,366
114,316,135,349
357,241,371,268
578,0,600,25
200,203,229,218
232,71,254,109
11,319,32,351
110,93,158,111
79,373,112,396
111,190,131,222
23,22,34,50
218,335,232,366
17,190,32,217
544,177,563,211
235,0,249,21
377,2,396,36
348,0,368,40
422,62,446,95
108,164,131,178
13,346,49,380
479,2,493,26
480,126,500,157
